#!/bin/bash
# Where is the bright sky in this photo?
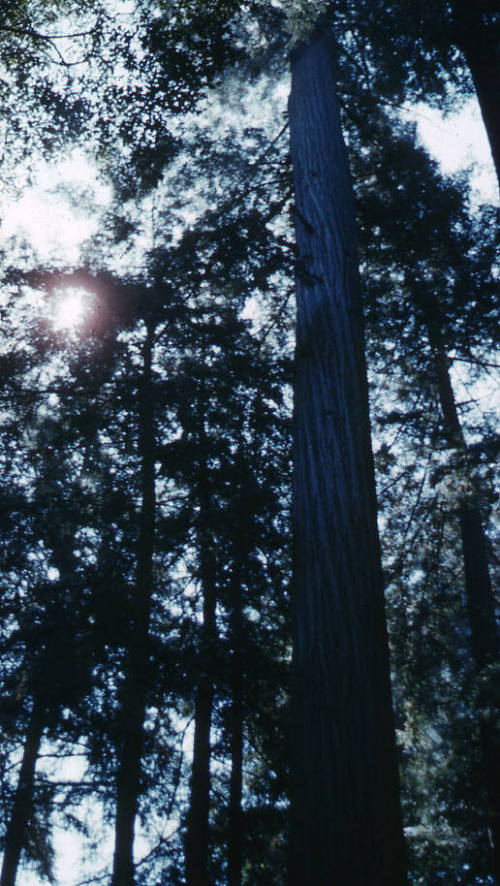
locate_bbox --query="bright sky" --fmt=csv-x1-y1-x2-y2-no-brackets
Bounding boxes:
1,95,496,273
409,98,498,203
0,151,112,264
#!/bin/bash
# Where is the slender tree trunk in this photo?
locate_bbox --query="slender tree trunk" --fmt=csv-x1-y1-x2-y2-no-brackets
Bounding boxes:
186,676,215,886
288,23,406,886
185,411,217,886
112,321,156,886
451,0,500,193
227,530,245,886
0,698,44,886
431,340,500,881
185,588,216,886
433,345,498,665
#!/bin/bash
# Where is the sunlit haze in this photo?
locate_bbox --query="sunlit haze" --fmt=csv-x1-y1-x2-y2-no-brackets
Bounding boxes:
409,99,498,203
52,287,90,332
1,152,111,262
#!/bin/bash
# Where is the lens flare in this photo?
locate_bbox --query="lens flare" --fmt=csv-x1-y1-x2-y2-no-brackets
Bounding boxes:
53,288,88,332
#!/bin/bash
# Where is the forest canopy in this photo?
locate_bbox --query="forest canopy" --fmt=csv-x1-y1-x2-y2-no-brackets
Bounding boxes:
0,2,498,885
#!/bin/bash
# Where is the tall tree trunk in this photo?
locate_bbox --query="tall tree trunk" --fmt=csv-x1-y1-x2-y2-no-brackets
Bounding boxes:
431,339,500,881
0,698,44,886
112,321,156,886
185,410,217,886
451,0,500,193
185,585,216,886
288,23,406,886
227,520,246,886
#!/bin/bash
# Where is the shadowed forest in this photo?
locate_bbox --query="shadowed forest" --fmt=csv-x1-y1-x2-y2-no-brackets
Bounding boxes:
0,2,498,885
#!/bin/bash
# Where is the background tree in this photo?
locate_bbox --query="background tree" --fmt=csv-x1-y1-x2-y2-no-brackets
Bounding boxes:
330,0,500,193
349,105,499,881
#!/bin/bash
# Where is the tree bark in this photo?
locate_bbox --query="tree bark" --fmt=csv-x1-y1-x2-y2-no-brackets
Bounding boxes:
112,321,156,886
288,23,407,886
185,410,217,886
0,698,44,886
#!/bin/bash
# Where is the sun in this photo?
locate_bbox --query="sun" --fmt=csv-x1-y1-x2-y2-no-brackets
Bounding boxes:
53,287,89,332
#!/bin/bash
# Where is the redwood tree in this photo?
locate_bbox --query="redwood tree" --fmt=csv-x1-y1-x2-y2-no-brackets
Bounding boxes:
288,20,406,886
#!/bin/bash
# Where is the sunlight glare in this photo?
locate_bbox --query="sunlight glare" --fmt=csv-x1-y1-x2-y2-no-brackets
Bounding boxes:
1,151,112,262
53,288,89,333
405,98,498,203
